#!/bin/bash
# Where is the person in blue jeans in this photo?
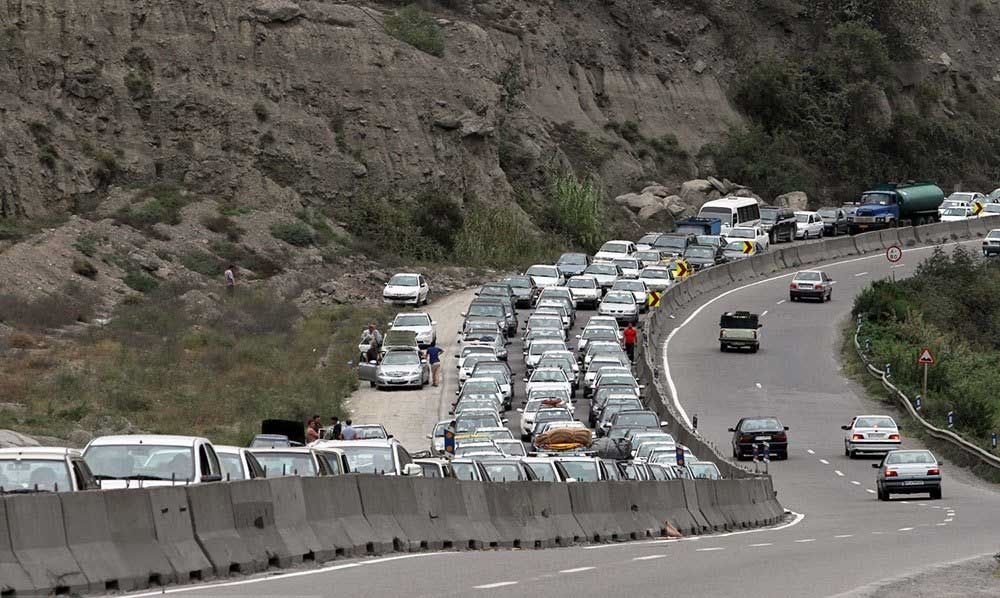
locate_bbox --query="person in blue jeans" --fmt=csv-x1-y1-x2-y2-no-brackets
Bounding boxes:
424,341,443,387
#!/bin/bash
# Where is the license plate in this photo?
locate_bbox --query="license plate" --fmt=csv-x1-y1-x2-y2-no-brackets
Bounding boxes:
902,481,923,486
868,433,885,439
754,436,770,441
858,225,868,230
798,284,813,289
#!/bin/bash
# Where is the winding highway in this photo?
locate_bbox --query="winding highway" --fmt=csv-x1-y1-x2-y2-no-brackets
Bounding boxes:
129,240,1000,598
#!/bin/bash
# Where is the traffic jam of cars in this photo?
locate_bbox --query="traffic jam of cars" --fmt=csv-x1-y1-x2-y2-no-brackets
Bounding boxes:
2,192,979,499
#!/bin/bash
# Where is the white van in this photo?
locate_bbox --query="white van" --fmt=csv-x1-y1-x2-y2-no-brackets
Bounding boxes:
697,197,761,233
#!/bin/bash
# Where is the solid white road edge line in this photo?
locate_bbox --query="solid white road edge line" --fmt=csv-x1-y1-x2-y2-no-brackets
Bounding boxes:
696,547,725,552
661,242,953,428
582,511,806,550
125,553,449,597
559,567,596,574
633,554,668,561
475,582,519,589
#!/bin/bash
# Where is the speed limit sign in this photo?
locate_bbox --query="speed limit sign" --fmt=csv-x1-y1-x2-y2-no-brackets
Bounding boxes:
886,245,902,263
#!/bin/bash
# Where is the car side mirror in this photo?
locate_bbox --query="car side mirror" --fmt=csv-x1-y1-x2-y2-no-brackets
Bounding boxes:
871,463,880,469
387,434,393,439
523,378,529,383
369,360,377,365
841,425,851,430
460,312,467,317
660,421,669,427
501,419,509,425
431,321,437,325
784,426,789,431
576,335,582,339
421,359,428,364
402,463,423,477
728,428,736,432
425,434,432,439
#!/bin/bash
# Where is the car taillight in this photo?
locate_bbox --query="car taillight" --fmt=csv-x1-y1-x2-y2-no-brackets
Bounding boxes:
927,468,940,475
852,434,864,440
888,434,900,440
885,469,897,477
815,284,824,289
740,434,754,443
789,283,797,289
773,432,787,441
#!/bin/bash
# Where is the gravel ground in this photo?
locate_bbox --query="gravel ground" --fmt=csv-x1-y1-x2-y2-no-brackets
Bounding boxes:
831,554,1000,598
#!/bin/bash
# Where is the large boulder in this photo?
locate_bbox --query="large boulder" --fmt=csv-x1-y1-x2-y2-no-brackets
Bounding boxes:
774,191,809,211
662,195,690,217
614,192,660,212
641,184,672,198
680,179,714,194
0,430,40,448
638,203,669,221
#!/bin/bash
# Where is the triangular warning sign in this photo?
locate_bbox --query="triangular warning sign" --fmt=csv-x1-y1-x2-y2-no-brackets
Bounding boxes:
917,348,935,365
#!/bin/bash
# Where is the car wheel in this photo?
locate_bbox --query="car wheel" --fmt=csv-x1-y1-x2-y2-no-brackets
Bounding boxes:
826,291,832,302
930,487,942,500
751,345,759,354
732,446,739,460
370,381,376,388
877,486,887,501
720,343,727,352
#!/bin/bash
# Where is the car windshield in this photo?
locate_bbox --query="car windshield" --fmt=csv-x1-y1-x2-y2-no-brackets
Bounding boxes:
794,213,813,223
613,259,639,269
530,342,565,355
382,352,419,366
528,389,571,402
85,445,194,481
988,230,1000,239
559,460,600,482
526,266,558,278
614,281,644,291
583,328,618,340
700,207,733,226
600,242,630,254
697,236,721,247
614,412,658,427
641,269,670,279
536,410,573,423
0,459,73,492
653,236,687,249
452,462,478,480
503,277,530,288
528,317,562,329
559,253,588,265
339,446,395,474
468,304,503,317
855,417,896,428
818,209,838,218
456,415,500,433
942,207,967,216
759,207,778,222
604,293,634,304
728,228,756,238
886,451,935,465
568,278,597,288
985,205,1000,214
217,453,246,481
394,314,430,327
947,193,975,201
861,193,893,206
253,452,318,477
389,274,418,286
635,251,660,261
794,272,822,282
419,463,442,478
482,463,524,481
638,233,661,245
586,264,617,275
495,441,527,457
525,462,557,481
685,246,714,258
464,380,499,393
689,463,721,479
531,370,567,383
740,418,782,432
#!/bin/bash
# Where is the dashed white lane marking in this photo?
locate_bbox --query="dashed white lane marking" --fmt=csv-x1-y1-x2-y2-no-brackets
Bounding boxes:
834,470,844,477
891,264,905,269
835,534,854,538
819,459,830,465
871,531,885,535
795,539,816,543
761,310,769,317
900,500,910,504
475,582,519,589
755,382,762,389
865,489,876,494
807,449,815,455
776,299,786,305
898,527,914,532
854,272,869,277
633,555,668,561
696,547,725,552
944,519,953,523
749,543,773,547
851,481,861,486
937,523,948,526
559,567,595,574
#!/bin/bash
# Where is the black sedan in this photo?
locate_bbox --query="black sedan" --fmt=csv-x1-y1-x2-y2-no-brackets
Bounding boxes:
729,416,789,460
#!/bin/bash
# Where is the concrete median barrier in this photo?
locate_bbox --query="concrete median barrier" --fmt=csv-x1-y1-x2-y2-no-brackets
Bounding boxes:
4,493,89,595
61,490,142,593
103,488,177,590
878,228,900,250
691,478,728,531
229,479,301,569
368,475,445,551
713,480,752,529
354,475,413,552
749,252,781,277
854,231,883,253
670,279,694,306
969,217,995,238
568,482,626,542
777,246,802,269
411,477,476,550
530,482,586,547
760,477,785,520
665,286,686,312
701,263,734,292
485,481,557,548
727,257,756,282
794,242,827,265
744,479,779,526
0,495,35,596
147,486,213,584
894,227,916,248
457,481,503,548
608,481,658,539
186,482,262,577
657,480,704,535
268,477,327,563
679,479,713,533
823,235,859,258
301,475,373,556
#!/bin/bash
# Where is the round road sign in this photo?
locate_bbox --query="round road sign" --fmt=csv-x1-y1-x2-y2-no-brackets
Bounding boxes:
886,245,902,263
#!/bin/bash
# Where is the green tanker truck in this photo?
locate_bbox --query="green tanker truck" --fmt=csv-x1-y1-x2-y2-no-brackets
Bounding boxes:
846,182,944,234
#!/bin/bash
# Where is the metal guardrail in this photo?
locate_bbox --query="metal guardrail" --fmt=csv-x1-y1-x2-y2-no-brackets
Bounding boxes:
853,324,1000,470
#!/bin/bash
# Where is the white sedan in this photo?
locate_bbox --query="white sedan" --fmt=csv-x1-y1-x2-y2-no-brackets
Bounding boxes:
794,211,825,240
842,415,901,458
725,226,770,250
524,367,573,397
594,240,636,260
383,273,430,306
389,312,436,347
525,265,564,288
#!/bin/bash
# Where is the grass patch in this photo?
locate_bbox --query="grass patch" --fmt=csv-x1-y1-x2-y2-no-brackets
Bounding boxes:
71,258,98,279
253,101,269,123
124,72,153,101
73,233,103,257
123,271,158,293
0,282,98,331
180,251,226,277
384,5,444,57
545,175,604,252
202,214,243,242
0,287,396,444
115,185,190,231
453,201,559,269
270,221,315,247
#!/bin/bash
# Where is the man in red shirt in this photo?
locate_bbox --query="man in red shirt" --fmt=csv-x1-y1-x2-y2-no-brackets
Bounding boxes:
623,322,638,362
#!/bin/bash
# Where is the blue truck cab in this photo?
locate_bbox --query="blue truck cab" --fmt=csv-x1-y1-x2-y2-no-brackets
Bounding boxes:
847,183,944,234
675,216,722,236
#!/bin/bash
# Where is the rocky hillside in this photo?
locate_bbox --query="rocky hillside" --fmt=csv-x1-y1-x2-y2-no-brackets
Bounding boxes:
1,0,999,317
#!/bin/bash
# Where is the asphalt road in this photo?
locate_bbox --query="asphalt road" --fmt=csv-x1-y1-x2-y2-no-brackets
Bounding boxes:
140,240,1000,598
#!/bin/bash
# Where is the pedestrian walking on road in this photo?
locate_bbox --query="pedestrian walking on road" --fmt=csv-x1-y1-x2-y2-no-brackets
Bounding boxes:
224,264,236,293
326,416,342,440
341,419,358,440
623,322,638,362
425,341,443,387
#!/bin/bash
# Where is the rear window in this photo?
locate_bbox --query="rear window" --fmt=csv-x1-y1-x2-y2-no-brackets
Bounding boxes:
794,271,822,282
600,242,630,254
559,460,600,482
739,418,782,432
568,278,597,288
855,417,896,428
886,451,935,465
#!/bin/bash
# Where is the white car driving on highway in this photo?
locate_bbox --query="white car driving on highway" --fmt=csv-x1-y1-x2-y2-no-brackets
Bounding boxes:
383,272,430,306
389,312,436,347
598,290,640,324
843,415,901,458
594,240,637,260
566,275,603,308
794,211,825,240
940,206,974,222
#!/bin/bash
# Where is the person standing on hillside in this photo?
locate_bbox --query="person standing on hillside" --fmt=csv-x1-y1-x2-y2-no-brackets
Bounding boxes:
425,341,443,387
623,322,638,362
224,264,236,293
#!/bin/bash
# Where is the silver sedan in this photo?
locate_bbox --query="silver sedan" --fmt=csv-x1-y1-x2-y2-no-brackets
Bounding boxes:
874,449,941,501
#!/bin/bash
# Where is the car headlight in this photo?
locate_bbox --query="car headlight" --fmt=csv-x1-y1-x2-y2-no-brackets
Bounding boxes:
875,217,885,222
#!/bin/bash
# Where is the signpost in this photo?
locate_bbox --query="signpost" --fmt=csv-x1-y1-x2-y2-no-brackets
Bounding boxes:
444,427,455,455
917,347,935,399
741,240,754,255
648,290,661,308
886,245,902,263
973,201,984,216
673,260,692,279
675,445,686,467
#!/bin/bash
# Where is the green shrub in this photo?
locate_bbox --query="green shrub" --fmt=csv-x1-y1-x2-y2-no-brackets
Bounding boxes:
124,72,153,100
412,192,463,251
547,175,604,252
73,233,101,257
93,151,120,187
180,251,226,276
124,271,158,293
0,283,98,330
209,241,282,278
115,185,189,230
270,221,315,247
202,214,242,242
454,202,558,268
384,5,444,57
72,258,98,279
